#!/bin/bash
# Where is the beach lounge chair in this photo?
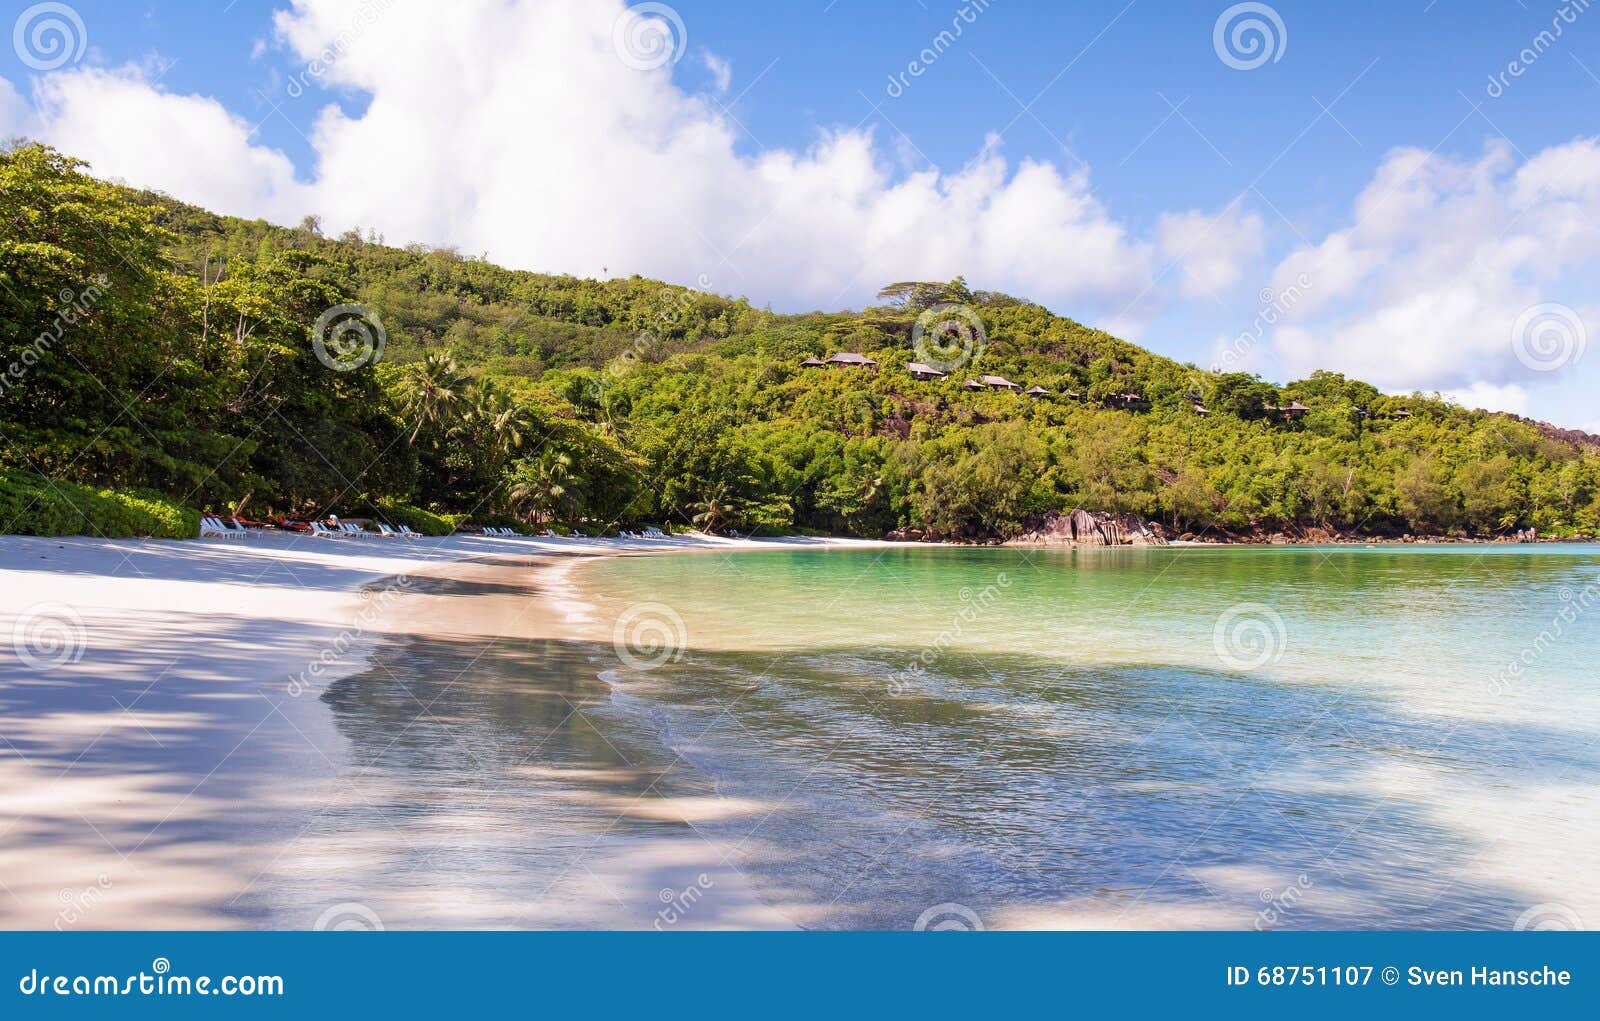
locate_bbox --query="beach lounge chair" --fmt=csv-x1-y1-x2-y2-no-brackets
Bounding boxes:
375,524,402,539
397,525,422,539
542,529,557,538
481,526,496,536
308,521,341,538
199,517,237,538
338,523,365,537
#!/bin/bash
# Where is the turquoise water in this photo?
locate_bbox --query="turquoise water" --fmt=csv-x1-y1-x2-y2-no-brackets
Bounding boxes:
577,544,1600,929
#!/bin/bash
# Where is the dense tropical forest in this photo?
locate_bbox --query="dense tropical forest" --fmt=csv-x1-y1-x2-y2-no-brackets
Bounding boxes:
2,143,1597,540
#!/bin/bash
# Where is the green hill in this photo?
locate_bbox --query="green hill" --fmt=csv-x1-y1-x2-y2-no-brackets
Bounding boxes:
3,142,1596,540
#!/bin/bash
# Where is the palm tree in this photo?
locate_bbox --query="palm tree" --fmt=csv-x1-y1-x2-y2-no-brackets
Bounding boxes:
507,448,577,524
398,351,468,443
689,483,738,534
453,382,534,468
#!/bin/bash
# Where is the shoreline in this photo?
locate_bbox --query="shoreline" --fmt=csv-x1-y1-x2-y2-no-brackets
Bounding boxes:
4,532,1594,929
0,530,907,929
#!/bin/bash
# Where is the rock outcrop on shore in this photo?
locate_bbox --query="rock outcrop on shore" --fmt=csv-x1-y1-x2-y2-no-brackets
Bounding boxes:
1007,510,1171,547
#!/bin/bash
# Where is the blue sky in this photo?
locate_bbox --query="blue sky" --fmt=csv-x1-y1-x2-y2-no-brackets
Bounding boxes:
4,0,1599,426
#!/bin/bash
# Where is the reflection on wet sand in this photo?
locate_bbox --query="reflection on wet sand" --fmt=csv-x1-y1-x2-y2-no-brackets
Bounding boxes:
247,630,794,929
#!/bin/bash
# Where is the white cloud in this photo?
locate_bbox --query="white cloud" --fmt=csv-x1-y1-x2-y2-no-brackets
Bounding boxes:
12,67,309,220
0,0,1262,326
1156,204,1263,299
1439,381,1528,416
701,51,731,95
0,76,24,134
1268,138,1600,393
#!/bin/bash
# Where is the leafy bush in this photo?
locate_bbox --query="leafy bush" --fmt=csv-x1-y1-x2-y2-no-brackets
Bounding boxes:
372,502,461,536
0,473,199,538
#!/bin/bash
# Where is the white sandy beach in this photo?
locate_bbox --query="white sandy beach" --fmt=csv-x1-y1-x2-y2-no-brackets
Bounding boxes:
0,529,906,930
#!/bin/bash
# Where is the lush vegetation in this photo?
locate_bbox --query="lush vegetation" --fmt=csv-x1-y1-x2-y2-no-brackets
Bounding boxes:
0,472,198,538
3,143,1597,540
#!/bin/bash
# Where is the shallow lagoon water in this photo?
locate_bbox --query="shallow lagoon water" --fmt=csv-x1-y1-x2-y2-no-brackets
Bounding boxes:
573,544,1600,929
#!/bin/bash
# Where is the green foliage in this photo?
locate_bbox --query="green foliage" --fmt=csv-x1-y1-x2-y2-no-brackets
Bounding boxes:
371,501,460,536
4,143,1598,542
0,472,198,538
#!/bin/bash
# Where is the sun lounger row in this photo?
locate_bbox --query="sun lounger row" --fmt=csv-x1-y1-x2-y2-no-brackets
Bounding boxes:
200,516,249,538
308,521,422,539
617,528,669,539
480,526,522,537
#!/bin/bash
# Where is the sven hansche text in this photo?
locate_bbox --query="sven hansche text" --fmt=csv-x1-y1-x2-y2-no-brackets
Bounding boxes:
1408,965,1571,987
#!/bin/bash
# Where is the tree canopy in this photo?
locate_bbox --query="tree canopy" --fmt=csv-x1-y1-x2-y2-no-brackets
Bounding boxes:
3,143,1597,540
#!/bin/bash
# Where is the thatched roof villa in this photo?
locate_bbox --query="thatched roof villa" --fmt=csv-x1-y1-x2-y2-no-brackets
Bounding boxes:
1102,392,1150,410
980,375,1021,391
825,352,878,370
907,362,947,380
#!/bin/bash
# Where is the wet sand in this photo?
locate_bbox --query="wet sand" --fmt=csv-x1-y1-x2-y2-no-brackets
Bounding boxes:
0,531,890,929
